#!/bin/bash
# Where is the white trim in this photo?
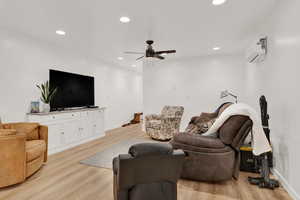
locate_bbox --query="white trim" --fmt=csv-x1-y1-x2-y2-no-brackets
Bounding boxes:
272,168,300,200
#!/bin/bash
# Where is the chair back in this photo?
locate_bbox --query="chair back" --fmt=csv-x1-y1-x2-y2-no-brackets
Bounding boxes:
161,106,184,118
218,115,253,150
117,143,185,190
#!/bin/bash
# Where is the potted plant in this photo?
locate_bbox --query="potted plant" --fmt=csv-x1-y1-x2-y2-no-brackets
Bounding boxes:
36,81,57,113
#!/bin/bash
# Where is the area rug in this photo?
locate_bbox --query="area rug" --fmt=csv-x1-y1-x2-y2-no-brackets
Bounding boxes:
80,138,162,169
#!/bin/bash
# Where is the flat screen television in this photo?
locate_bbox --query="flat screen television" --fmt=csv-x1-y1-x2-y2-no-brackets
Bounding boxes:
50,70,95,111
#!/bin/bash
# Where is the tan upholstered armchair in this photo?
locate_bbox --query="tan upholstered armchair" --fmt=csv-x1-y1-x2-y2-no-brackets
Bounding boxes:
145,106,184,141
0,123,48,188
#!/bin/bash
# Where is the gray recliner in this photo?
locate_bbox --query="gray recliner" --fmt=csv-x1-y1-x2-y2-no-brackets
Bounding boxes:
113,143,185,200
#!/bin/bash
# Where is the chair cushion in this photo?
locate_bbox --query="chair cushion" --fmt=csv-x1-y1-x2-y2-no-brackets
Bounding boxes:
185,112,217,134
129,143,173,158
147,120,161,129
26,140,46,162
172,132,226,149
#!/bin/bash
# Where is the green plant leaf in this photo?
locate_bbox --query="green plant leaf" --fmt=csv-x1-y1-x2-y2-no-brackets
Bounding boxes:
49,87,58,102
37,81,56,104
49,87,56,97
41,83,45,94
41,92,46,102
46,81,49,99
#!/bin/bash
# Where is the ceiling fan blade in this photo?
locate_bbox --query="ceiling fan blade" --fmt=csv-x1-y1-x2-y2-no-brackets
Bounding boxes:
156,50,176,54
136,55,145,60
154,55,165,60
124,51,144,54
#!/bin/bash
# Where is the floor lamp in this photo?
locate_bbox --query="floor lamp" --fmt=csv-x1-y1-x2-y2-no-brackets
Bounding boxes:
220,90,238,103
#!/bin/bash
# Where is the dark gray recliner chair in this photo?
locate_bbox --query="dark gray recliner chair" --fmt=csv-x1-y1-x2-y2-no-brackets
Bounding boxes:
113,143,185,200
171,113,253,182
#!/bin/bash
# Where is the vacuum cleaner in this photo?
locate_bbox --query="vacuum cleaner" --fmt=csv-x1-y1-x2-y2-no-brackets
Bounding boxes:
248,95,280,189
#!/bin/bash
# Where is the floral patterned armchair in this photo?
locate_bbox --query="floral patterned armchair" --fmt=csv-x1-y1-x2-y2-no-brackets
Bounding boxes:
145,106,184,140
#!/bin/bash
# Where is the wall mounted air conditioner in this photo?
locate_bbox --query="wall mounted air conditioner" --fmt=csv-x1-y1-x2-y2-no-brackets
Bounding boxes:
246,37,267,63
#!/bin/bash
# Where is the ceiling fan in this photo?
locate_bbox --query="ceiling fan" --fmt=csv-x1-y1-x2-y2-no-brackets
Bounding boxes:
124,40,176,60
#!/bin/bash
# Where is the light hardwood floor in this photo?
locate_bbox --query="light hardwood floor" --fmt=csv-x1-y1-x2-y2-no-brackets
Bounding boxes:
0,124,292,200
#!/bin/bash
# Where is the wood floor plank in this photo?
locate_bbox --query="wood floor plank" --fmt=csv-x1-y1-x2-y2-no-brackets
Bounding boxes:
0,124,292,200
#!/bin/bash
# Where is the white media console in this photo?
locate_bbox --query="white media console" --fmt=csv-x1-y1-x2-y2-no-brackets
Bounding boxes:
27,107,106,155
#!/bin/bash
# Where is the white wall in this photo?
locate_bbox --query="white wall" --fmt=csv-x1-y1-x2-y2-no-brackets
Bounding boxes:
244,1,300,198
0,30,143,130
94,65,143,130
143,55,246,130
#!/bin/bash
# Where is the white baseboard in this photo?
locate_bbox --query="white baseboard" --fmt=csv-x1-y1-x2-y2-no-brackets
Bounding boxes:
272,168,300,200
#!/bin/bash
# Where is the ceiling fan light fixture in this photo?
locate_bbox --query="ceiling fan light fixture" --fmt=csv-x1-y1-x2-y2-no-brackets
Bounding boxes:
212,0,227,6
125,40,176,60
120,16,130,23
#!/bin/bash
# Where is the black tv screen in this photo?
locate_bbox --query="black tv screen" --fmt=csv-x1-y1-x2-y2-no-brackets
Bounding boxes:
50,70,95,110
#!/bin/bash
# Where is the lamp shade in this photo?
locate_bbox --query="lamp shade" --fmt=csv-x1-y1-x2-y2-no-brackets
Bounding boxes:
220,90,229,98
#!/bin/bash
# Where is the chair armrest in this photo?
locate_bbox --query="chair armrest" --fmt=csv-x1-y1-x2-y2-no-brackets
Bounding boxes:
145,114,162,121
0,129,17,136
113,157,119,175
172,133,225,149
39,125,48,162
2,122,39,129
0,132,26,187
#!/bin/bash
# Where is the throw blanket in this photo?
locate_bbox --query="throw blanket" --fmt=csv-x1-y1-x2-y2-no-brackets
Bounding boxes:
204,103,272,156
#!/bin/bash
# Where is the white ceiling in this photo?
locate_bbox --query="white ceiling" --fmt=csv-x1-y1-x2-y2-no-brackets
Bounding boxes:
0,0,277,68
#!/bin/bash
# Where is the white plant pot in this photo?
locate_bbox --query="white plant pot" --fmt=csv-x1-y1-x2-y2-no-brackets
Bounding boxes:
42,103,50,113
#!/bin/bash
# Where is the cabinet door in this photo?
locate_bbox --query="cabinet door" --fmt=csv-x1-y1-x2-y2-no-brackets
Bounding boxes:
47,123,63,150
63,120,80,144
76,112,88,139
89,111,97,136
94,110,104,136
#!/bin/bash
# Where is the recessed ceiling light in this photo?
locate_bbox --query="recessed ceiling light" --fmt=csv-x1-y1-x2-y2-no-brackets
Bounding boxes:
212,0,227,6
117,57,124,60
132,64,136,67
120,16,130,23
56,30,66,36
213,47,221,50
